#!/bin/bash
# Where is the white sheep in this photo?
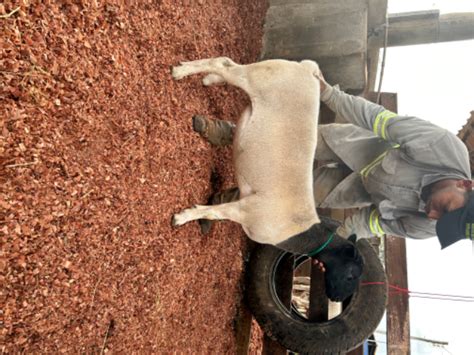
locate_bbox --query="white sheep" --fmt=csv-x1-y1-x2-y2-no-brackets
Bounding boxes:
172,57,321,243
171,57,363,302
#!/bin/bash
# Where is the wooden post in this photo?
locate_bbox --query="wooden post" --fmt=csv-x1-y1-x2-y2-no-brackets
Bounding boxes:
262,254,294,355
235,301,253,355
384,236,410,354
308,263,328,321
367,92,411,354
346,346,364,355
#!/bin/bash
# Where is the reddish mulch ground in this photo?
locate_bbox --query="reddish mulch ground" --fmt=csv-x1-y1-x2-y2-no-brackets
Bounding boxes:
1,1,268,352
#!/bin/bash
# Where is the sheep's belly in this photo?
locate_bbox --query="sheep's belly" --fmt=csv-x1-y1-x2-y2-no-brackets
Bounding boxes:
233,109,317,199
232,107,319,244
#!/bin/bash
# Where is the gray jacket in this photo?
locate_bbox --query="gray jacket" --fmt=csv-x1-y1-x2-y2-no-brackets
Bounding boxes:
319,85,471,240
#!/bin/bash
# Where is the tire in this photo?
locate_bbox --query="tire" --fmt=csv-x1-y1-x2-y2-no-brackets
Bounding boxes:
245,240,387,354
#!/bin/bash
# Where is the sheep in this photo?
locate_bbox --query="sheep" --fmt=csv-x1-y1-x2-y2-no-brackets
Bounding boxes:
171,57,363,301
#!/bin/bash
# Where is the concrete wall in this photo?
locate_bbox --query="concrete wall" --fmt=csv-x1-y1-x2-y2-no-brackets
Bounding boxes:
261,0,374,93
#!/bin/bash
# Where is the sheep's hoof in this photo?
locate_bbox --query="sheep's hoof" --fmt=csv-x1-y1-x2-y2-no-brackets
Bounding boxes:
171,214,181,227
198,219,214,235
171,66,186,80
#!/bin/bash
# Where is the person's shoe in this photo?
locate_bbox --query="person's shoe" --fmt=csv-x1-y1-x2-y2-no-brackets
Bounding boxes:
192,115,235,147
199,187,240,234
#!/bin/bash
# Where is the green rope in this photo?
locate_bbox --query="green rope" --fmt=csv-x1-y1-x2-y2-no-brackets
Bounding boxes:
307,232,334,257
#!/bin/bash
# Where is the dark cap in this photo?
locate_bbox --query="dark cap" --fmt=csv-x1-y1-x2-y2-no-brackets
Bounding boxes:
436,192,474,249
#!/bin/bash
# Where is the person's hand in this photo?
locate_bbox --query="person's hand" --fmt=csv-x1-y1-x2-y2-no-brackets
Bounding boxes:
336,224,353,239
313,67,328,93
312,258,326,272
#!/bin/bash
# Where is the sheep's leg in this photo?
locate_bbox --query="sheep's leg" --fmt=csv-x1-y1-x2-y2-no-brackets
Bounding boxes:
171,57,236,80
198,187,240,234
202,73,226,86
171,57,249,92
172,195,254,227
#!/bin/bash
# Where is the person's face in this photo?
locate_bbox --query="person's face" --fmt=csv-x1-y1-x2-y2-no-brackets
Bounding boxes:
425,185,468,220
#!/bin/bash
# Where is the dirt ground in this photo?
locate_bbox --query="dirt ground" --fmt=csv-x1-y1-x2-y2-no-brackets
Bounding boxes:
1,1,268,353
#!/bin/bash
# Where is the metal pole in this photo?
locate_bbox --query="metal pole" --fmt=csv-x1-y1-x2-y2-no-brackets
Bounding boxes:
369,11,474,48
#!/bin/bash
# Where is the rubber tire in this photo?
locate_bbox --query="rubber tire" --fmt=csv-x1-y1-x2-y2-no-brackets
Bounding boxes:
245,240,387,354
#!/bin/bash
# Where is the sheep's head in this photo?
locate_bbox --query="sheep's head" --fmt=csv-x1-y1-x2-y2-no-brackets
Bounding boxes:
317,235,364,302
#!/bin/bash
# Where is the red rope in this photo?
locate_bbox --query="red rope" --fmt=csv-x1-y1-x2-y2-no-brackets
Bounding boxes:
362,281,408,293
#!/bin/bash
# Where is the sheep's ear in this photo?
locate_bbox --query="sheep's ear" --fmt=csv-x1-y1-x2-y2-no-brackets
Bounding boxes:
348,234,357,244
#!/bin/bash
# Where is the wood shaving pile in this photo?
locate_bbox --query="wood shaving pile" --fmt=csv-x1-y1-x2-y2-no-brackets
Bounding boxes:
1,1,267,352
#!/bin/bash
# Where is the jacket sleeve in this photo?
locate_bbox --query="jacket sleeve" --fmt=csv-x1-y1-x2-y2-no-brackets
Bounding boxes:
321,86,470,176
337,206,436,240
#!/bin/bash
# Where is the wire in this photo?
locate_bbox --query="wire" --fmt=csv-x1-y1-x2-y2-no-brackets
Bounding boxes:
376,15,389,104
409,295,474,303
362,281,474,302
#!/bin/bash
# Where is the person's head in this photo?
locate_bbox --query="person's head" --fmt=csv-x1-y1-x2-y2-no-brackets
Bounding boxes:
425,179,472,220
428,179,474,249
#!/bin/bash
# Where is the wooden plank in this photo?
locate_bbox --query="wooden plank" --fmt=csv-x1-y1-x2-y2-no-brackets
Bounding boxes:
262,254,294,355
346,346,364,355
320,97,364,355
369,92,410,354
308,263,328,321
235,242,257,355
384,236,410,354
235,301,253,355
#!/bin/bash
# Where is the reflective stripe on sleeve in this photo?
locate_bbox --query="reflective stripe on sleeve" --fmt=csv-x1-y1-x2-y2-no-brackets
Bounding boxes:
369,208,385,236
466,223,474,240
360,144,400,178
373,110,397,139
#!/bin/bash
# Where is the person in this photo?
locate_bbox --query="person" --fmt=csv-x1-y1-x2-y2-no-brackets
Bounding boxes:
192,69,474,251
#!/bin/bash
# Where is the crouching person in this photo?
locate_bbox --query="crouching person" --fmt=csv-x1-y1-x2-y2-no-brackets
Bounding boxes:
195,68,473,258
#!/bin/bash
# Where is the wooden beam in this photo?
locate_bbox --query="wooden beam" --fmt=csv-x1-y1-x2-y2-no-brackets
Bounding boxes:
367,92,410,354
384,236,410,354
262,254,294,355
369,11,474,47
346,346,364,355
235,242,257,355
308,263,328,321
235,301,253,355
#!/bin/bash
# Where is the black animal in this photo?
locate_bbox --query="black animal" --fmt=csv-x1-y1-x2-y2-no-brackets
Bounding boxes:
316,234,364,302
277,219,363,302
